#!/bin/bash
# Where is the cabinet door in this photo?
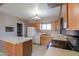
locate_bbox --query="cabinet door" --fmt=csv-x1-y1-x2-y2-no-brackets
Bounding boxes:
68,4,76,30
15,44,23,56
23,40,32,56
73,4,79,30
40,35,45,45
4,42,23,56
32,23,40,31
68,3,79,30
40,35,47,45
4,42,15,56
61,4,67,21
45,36,51,46
40,35,51,46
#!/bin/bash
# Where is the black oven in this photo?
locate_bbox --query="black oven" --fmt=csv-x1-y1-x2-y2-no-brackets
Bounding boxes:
66,36,79,51
62,30,79,52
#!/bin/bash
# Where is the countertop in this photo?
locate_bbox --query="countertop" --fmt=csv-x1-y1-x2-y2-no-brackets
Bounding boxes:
0,36,32,44
41,33,66,41
45,47,79,56
50,34,67,41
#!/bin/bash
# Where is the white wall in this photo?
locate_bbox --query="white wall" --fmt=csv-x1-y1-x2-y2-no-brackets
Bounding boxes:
0,11,24,36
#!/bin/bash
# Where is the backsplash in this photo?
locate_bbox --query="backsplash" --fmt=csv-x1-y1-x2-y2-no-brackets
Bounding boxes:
39,30,60,35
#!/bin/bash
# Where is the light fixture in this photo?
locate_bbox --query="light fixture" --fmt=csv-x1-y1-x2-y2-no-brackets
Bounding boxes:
32,14,40,20
32,8,41,20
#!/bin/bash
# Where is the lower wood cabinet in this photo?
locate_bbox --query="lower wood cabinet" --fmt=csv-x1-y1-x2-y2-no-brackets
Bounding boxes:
40,34,51,46
23,40,32,56
4,40,32,56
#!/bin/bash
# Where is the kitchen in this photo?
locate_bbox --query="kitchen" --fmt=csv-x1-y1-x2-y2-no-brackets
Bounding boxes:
0,3,79,56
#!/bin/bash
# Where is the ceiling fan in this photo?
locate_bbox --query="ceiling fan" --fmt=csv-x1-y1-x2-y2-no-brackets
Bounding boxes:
32,14,41,20
32,7,41,21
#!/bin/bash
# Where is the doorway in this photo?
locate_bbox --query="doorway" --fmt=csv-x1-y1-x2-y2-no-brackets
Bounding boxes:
17,23,23,36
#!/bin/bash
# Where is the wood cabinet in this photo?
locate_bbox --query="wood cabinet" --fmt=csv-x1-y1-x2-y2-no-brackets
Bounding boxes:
4,40,32,56
32,23,40,31
61,4,67,21
40,34,51,46
68,3,79,30
61,4,79,30
52,20,60,31
61,4,68,29
23,40,32,56
68,3,76,30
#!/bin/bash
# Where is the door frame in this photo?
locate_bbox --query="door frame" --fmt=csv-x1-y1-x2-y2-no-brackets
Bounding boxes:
16,22,25,37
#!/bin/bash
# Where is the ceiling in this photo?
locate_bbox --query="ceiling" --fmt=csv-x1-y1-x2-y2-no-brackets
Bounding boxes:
0,3,61,21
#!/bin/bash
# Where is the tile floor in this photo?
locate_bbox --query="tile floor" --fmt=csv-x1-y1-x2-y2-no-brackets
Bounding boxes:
32,44,47,56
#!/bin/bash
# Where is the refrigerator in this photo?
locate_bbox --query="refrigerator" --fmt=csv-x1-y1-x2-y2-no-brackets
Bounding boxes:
27,27,36,43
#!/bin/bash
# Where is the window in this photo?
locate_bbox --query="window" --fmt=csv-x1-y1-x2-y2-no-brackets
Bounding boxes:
40,24,51,30
5,27,14,32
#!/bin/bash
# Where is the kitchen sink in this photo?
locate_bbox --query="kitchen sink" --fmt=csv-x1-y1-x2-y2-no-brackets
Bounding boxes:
47,40,71,50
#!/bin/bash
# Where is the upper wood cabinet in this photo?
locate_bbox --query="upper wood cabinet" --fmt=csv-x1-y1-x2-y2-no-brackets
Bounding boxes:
68,4,76,30
61,3,79,30
68,3,79,30
61,4,67,21
32,22,40,31
52,20,60,31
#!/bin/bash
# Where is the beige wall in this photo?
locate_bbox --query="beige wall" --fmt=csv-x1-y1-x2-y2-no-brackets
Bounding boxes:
0,11,23,36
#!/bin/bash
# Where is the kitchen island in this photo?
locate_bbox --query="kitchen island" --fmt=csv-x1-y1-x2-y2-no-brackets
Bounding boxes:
0,36,32,56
